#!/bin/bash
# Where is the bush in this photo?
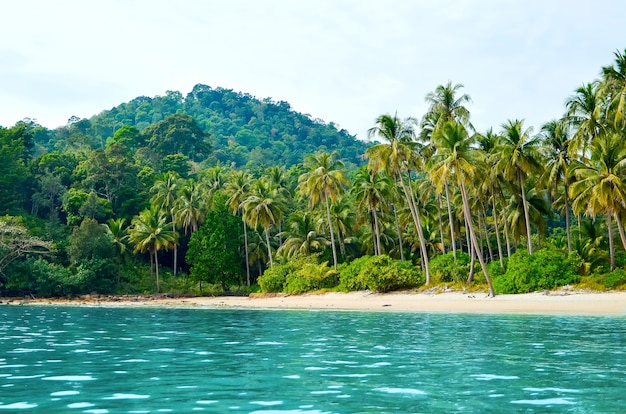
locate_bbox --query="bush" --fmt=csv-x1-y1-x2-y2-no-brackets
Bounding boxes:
284,261,336,294
603,269,626,289
339,255,423,292
258,263,289,293
429,252,471,283
493,248,580,294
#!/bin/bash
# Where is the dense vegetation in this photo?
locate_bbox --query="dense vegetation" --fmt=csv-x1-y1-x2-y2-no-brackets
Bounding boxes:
2,49,626,297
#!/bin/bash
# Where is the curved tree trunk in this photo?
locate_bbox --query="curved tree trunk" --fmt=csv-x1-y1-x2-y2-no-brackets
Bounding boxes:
480,207,494,261
614,212,626,252
265,227,274,267
607,213,615,271
372,206,382,255
399,173,430,284
460,181,495,296
437,194,446,254
491,194,505,272
393,204,405,261
520,177,533,254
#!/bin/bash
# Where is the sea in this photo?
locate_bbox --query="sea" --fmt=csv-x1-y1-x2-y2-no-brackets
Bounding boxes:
0,305,624,413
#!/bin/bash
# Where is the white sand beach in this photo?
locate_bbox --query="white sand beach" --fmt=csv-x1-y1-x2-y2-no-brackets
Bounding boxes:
6,290,626,316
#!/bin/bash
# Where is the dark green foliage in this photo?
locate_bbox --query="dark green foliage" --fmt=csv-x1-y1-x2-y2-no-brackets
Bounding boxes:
603,269,626,289
429,252,471,283
257,263,288,293
143,114,210,162
493,248,581,294
339,255,423,292
0,124,33,214
257,255,335,294
67,218,115,264
187,197,242,290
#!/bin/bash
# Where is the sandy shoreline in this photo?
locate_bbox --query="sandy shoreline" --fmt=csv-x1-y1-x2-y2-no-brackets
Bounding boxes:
3,290,626,316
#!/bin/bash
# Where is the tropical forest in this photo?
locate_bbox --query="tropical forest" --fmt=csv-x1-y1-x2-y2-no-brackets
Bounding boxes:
2,49,626,298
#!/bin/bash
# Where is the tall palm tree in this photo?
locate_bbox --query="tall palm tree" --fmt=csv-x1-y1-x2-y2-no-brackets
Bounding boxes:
565,82,606,158
351,167,392,256
496,119,543,254
242,179,287,267
129,207,178,293
367,113,432,283
601,48,626,127
570,132,626,271
539,119,574,253
151,171,181,275
423,81,473,132
225,170,253,286
430,121,495,296
298,151,349,269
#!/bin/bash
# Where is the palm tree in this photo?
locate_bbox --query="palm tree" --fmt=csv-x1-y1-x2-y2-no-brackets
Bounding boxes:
423,81,473,132
539,119,574,253
151,171,181,275
351,167,392,256
495,119,543,254
129,207,178,293
565,82,606,158
278,211,329,258
102,217,129,286
175,179,207,235
242,179,287,267
298,151,349,269
430,121,495,296
601,48,626,127
367,113,432,283
225,170,253,286
570,132,626,270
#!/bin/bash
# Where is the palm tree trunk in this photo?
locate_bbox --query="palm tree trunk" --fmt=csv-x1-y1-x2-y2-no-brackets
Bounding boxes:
520,177,533,254
564,186,572,254
504,205,512,258
372,207,382,256
445,182,457,260
614,212,626,251
393,204,405,261
607,213,615,271
481,208,494,261
154,249,160,293
437,194,446,254
467,239,476,283
324,195,339,269
491,195,505,272
243,220,251,287
460,181,495,296
400,173,430,284
265,227,274,267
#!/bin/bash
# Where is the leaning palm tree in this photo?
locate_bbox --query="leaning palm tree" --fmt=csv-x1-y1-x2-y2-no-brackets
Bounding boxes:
367,113,432,283
601,48,626,127
565,82,606,158
570,132,626,271
495,119,543,254
242,179,287,267
298,151,349,269
102,217,129,286
430,121,496,296
129,207,178,293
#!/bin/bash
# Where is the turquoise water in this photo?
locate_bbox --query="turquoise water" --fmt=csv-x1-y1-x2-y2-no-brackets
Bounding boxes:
0,306,624,413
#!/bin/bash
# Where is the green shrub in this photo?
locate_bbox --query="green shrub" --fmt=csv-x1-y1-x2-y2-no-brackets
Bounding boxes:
603,269,626,289
429,252,471,283
339,255,423,292
258,263,289,293
284,261,336,294
493,248,580,294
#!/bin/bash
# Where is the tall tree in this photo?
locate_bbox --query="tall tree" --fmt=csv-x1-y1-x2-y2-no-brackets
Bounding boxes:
129,207,178,293
298,151,349,269
367,114,431,283
496,119,543,254
151,172,181,275
565,82,606,158
225,170,253,286
175,179,207,235
601,48,626,127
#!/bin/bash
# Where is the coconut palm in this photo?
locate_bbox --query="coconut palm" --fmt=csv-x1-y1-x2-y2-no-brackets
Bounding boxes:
225,170,253,286
570,132,626,270
102,217,129,286
495,119,543,254
129,207,178,293
601,48,626,127
367,113,431,283
175,179,207,235
278,211,329,258
565,82,606,158
430,121,495,296
423,81,473,132
242,179,287,267
298,151,349,269
150,171,181,275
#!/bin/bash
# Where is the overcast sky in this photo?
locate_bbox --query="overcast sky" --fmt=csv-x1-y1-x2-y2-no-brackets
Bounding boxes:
1,0,625,141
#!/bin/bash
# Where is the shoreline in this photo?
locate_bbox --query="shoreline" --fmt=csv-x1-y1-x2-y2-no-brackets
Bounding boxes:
3,290,626,316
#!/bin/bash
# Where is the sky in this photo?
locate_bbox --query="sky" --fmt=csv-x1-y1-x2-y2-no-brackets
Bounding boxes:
1,0,625,141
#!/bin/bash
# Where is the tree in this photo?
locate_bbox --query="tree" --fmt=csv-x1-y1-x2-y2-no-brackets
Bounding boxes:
298,151,349,269
430,121,495,296
225,170,253,286
0,217,52,278
278,211,329,258
367,114,431,283
129,207,178,293
151,172,181,275
565,82,605,158
242,179,287,267
103,218,129,286
143,114,211,161
175,179,207,235
601,48,626,127
0,124,33,214
496,119,543,254
570,132,626,271
67,218,115,264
